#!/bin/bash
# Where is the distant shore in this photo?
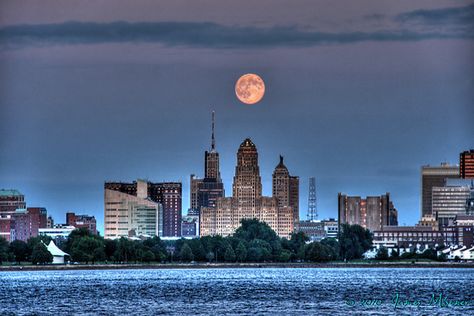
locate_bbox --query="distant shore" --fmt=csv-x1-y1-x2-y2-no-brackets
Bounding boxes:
1,261,474,271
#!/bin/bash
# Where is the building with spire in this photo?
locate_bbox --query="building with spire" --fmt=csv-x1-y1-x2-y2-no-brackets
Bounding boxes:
190,111,225,221
272,155,299,227
200,138,294,238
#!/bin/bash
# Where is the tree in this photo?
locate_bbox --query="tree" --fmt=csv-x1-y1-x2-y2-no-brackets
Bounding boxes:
9,240,29,264
206,251,215,262
141,250,155,263
391,249,399,259
71,236,105,264
224,244,236,262
31,243,53,265
305,242,332,262
339,224,373,260
0,237,10,264
247,247,262,261
375,247,389,260
179,243,194,262
235,242,247,262
320,238,340,260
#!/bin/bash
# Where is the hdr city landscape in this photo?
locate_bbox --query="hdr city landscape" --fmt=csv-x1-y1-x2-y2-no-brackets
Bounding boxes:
0,113,473,264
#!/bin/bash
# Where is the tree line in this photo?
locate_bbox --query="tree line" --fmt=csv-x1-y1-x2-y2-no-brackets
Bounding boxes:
0,220,374,265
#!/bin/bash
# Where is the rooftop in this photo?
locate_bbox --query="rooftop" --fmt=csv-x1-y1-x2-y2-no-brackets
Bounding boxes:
0,189,23,197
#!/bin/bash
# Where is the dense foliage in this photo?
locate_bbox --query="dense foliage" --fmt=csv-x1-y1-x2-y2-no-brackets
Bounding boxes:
0,221,381,265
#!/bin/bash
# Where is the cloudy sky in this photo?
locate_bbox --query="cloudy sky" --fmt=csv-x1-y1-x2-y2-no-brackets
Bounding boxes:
1,0,473,233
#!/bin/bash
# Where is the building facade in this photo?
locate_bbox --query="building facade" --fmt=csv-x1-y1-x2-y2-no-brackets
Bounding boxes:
421,163,459,218
66,212,97,235
104,179,164,239
10,207,47,242
272,155,299,228
200,138,294,238
338,193,398,232
460,149,474,179
0,189,27,241
105,179,181,237
432,185,471,227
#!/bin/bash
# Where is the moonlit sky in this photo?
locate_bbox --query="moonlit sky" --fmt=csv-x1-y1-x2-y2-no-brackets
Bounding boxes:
1,1,473,234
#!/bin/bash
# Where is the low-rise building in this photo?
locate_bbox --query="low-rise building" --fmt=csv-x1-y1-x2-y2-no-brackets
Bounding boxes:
39,225,76,239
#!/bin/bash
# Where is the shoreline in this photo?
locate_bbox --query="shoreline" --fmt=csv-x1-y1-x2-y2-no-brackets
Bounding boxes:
1,261,474,271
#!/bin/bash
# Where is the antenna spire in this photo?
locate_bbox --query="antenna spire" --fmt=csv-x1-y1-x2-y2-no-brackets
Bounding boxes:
211,111,215,151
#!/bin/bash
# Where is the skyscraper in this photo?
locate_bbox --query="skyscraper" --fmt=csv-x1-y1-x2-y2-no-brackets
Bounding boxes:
421,163,460,218
104,179,180,238
272,155,299,226
460,149,474,179
190,111,225,216
338,193,397,232
200,138,294,238
432,185,471,227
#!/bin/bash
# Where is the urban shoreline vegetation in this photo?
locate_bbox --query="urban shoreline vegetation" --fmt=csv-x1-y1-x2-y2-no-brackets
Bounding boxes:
0,219,453,268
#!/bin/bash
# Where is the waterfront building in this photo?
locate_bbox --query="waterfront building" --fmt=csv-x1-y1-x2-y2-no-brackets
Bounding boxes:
200,138,294,238
104,179,164,239
105,179,181,237
416,215,439,231
298,220,325,241
338,193,398,232
10,207,47,242
372,226,444,250
460,149,474,179
181,216,198,237
432,185,471,227
421,163,459,218
272,155,299,228
323,218,339,239
66,212,97,235
39,225,76,239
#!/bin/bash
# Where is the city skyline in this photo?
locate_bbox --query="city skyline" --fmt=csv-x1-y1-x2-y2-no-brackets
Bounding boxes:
1,1,473,234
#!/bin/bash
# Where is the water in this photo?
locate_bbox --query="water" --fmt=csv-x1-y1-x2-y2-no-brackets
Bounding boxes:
1,268,473,315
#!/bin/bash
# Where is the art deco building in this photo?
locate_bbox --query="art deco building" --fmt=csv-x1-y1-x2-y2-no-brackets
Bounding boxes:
421,163,459,218
190,111,225,215
104,179,180,238
272,155,299,226
460,149,474,179
338,193,398,232
200,138,294,238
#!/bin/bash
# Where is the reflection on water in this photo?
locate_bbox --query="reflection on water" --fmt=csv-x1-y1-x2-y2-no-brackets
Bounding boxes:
0,268,473,315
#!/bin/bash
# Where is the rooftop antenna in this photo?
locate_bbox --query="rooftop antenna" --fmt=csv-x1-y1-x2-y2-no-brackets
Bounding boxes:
211,110,215,152
307,177,318,221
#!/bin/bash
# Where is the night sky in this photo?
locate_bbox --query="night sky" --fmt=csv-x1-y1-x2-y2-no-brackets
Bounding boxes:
1,1,473,234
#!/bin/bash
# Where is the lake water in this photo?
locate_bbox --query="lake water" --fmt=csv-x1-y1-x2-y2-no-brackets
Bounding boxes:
0,268,473,315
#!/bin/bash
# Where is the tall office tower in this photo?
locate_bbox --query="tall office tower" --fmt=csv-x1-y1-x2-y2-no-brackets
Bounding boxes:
66,212,98,235
190,112,225,216
460,149,474,179
148,182,182,237
200,138,294,238
432,185,471,227
272,155,299,226
232,138,262,211
338,193,397,232
204,111,221,180
104,179,163,239
421,163,460,218
307,177,317,221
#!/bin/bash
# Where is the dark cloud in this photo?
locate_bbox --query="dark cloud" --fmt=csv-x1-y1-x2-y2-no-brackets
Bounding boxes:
1,20,473,50
396,4,474,25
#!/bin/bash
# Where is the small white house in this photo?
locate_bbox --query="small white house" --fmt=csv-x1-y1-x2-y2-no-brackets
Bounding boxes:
46,240,70,264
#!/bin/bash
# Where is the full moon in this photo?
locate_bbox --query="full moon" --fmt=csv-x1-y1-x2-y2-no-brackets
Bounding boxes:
235,73,265,105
